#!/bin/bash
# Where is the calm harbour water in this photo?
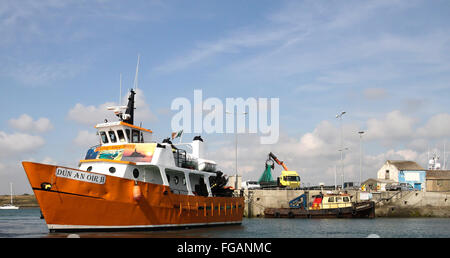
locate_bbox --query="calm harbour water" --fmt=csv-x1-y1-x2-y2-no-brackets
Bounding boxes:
1,208,449,238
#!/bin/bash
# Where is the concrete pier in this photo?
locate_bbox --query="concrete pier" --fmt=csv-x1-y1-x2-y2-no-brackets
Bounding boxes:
240,189,450,218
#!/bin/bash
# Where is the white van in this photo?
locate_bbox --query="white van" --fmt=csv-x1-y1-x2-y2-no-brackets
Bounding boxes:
241,180,260,190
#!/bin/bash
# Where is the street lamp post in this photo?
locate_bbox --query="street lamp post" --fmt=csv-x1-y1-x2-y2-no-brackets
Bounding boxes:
336,111,346,187
358,131,365,186
226,111,248,190
338,147,349,188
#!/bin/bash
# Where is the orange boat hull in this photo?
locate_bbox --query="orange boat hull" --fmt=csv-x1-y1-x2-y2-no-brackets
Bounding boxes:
22,161,244,232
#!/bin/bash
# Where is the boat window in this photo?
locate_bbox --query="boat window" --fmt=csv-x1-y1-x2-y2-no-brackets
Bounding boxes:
132,129,140,143
86,166,92,172
100,131,109,144
336,197,342,202
343,197,350,202
133,168,139,178
125,129,131,142
109,167,116,173
174,176,179,185
328,197,334,202
108,131,117,143
117,130,126,142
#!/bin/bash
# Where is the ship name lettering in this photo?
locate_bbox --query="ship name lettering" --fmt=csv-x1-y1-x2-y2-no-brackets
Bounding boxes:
56,167,106,185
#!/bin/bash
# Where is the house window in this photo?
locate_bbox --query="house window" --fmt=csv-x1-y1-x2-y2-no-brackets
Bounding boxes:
385,170,390,180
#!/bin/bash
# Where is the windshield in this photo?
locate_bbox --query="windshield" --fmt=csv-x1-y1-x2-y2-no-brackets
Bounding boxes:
285,176,300,181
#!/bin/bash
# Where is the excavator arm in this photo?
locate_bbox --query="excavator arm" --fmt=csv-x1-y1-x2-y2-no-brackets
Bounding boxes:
268,152,289,171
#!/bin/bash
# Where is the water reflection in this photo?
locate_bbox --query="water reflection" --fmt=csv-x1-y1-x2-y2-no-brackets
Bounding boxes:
45,224,245,238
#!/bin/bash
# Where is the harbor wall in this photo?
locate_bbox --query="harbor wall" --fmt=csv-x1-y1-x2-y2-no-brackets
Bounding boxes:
241,189,450,218
374,191,450,217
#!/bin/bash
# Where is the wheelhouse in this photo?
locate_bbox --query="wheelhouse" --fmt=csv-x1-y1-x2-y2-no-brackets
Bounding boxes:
95,121,153,145
321,194,352,209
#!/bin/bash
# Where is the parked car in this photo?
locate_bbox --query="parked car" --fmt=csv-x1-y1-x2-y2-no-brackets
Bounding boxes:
399,183,414,191
385,184,400,191
241,180,261,190
386,183,414,191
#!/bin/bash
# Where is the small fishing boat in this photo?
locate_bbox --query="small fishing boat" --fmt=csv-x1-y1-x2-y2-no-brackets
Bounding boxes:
264,192,375,218
0,183,19,210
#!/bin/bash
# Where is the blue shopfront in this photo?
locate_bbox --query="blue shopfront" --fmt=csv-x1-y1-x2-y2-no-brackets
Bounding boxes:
398,170,426,190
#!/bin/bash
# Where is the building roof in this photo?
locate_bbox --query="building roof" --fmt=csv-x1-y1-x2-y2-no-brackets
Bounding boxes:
362,178,396,185
387,160,425,171
426,170,450,179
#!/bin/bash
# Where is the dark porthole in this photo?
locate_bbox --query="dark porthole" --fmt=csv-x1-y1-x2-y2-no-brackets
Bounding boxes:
133,168,139,178
86,166,92,172
109,167,116,173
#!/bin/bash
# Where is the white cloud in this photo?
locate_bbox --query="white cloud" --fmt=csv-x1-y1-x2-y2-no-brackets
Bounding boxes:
67,102,118,126
365,110,417,142
385,149,419,161
2,60,88,86
41,156,57,165
67,89,157,126
8,114,53,133
417,113,450,139
73,130,98,148
0,131,45,157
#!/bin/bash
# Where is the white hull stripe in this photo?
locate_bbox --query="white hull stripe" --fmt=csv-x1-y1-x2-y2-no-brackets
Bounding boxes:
48,221,242,230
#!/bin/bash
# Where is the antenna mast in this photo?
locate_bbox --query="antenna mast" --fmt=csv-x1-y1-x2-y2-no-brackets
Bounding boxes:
119,73,122,105
133,54,140,91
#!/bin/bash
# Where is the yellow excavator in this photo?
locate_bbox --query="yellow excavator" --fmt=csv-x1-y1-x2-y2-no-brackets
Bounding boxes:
259,152,300,189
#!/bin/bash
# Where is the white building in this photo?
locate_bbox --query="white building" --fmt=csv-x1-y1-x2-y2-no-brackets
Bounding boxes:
377,160,426,191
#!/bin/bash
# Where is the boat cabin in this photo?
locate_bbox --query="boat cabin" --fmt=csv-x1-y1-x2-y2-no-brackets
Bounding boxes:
311,194,353,210
77,89,229,198
95,121,153,145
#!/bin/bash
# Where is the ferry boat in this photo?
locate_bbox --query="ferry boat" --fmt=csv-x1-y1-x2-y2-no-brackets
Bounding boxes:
264,192,375,219
22,88,244,232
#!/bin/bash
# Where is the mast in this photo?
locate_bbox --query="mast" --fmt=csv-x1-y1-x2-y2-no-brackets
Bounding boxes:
10,183,13,205
133,54,140,91
123,89,136,125
119,73,123,105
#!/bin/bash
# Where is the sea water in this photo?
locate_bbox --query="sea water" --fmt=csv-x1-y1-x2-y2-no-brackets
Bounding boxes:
1,208,449,238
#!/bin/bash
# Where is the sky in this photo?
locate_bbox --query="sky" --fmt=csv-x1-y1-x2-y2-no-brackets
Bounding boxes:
1,0,450,194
